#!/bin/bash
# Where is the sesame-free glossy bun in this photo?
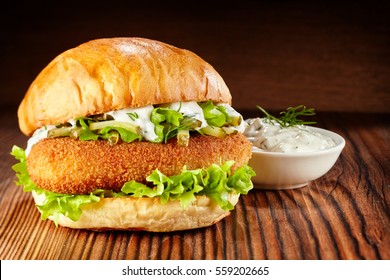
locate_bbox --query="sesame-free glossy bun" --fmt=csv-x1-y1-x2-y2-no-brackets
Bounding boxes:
18,37,231,136
32,191,240,231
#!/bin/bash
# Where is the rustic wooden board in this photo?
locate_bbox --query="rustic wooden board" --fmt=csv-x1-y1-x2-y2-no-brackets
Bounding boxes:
1,110,388,260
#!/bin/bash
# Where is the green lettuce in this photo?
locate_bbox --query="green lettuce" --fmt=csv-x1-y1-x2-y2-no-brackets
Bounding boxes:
76,117,100,141
150,107,185,143
75,117,142,143
11,146,255,225
199,101,231,127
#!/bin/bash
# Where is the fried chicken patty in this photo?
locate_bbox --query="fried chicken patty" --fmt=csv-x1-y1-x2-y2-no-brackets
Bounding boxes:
27,134,252,194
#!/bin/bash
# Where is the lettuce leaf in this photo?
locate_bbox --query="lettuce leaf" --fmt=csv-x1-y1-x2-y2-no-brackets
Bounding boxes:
11,146,255,225
76,117,100,141
150,107,186,143
199,101,231,127
99,126,142,143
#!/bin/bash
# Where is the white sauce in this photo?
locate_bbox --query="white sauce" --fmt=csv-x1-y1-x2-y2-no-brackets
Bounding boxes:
244,118,336,153
25,125,56,156
167,101,207,129
107,105,158,141
217,103,247,133
25,101,245,156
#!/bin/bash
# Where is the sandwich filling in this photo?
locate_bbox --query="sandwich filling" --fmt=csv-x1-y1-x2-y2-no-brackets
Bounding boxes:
25,101,247,155
12,101,255,226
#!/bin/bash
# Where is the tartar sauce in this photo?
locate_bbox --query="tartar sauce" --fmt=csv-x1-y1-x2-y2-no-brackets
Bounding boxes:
167,101,208,129
107,105,158,141
244,118,336,153
25,124,56,156
217,103,248,134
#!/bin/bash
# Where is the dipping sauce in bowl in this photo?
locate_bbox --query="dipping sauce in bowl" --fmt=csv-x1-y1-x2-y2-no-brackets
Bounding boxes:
245,117,337,153
244,118,345,190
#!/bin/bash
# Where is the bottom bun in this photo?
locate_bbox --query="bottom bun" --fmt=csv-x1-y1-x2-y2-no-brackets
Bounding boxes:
32,191,240,232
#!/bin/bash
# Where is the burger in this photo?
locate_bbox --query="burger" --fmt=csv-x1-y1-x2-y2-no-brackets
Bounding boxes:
11,37,255,231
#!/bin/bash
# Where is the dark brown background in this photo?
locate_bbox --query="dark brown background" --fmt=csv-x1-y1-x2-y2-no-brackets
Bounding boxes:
1,0,389,260
1,0,389,114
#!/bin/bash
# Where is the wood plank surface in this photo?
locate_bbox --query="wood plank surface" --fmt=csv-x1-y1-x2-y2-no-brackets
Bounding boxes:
1,108,389,260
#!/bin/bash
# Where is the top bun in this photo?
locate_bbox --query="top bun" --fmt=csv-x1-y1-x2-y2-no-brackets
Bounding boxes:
18,37,231,136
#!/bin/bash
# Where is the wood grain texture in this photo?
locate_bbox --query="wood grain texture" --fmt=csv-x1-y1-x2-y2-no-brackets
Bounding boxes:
1,108,389,260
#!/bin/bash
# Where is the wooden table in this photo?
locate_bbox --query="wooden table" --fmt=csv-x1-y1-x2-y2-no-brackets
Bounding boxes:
0,108,388,260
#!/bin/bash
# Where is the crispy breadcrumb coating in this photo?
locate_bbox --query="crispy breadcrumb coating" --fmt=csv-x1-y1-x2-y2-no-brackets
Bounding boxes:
27,134,252,194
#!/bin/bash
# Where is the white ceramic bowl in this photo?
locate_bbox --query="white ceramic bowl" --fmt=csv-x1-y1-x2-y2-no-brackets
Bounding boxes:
248,127,345,190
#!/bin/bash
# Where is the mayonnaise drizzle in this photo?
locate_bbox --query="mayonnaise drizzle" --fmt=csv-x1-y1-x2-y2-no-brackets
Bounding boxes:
244,118,336,153
217,103,247,133
107,105,158,141
166,101,208,129
25,125,56,156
